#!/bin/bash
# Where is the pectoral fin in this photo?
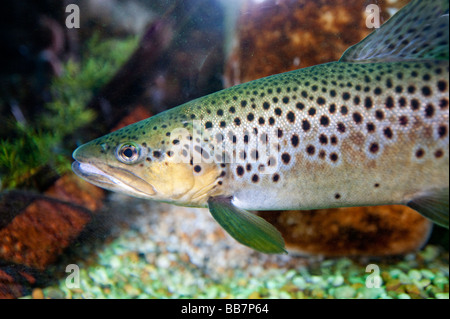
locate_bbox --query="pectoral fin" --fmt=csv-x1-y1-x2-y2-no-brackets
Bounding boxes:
207,197,287,254
407,188,449,228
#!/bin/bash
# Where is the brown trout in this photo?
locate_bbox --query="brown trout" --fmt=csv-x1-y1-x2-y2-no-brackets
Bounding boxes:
72,0,449,253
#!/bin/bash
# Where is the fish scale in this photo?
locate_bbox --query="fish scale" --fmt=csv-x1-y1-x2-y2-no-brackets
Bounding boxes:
151,60,448,212
72,0,449,253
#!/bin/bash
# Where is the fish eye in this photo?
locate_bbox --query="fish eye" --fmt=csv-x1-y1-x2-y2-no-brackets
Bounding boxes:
116,143,141,164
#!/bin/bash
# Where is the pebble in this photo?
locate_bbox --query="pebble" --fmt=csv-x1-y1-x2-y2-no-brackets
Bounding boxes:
408,269,422,281
31,288,44,299
334,286,356,299
23,200,448,300
292,276,307,289
330,275,345,287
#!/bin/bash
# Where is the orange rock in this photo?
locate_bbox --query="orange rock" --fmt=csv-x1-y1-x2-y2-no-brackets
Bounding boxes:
225,0,409,86
259,206,431,256
0,175,104,269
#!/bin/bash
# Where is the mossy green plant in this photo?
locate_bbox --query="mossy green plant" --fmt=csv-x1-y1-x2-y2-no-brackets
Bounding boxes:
0,33,139,190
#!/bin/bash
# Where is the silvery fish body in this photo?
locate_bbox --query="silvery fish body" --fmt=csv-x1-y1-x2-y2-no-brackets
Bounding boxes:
73,0,449,253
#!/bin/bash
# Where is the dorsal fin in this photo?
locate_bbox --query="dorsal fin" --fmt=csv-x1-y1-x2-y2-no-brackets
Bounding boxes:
340,0,449,63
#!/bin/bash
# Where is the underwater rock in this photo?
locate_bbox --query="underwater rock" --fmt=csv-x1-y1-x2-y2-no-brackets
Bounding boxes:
0,264,42,299
225,0,409,86
259,206,432,256
0,175,104,270
225,0,431,256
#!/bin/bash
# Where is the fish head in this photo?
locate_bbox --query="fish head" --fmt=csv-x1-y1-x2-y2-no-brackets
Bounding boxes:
72,118,223,206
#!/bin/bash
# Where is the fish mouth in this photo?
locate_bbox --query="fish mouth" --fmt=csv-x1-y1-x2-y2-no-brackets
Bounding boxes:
72,159,157,199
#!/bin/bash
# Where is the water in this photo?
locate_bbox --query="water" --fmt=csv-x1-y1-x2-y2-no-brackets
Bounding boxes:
0,0,448,300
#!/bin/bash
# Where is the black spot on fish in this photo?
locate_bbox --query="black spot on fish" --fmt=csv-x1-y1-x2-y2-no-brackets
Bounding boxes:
411,99,420,111
194,165,202,173
272,174,280,182
438,81,447,92
369,143,380,154
286,111,295,123
375,110,384,121
302,119,311,132
435,149,444,158
291,134,299,147
277,128,283,138
251,149,259,160
319,134,328,145
319,150,326,159
337,122,346,133
367,122,376,133
438,125,447,138
329,153,338,162
306,145,315,155
274,108,282,116
281,153,291,164
251,174,259,183
422,86,432,97
329,104,336,113
153,151,161,158
320,115,330,127
330,135,338,145
383,127,393,139
415,148,425,158
352,112,363,124
296,102,305,110
399,116,409,126
385,96,394,109
425,104,435,118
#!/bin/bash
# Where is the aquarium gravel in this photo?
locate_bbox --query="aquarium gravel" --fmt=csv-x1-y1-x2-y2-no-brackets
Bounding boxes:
26,194,449,299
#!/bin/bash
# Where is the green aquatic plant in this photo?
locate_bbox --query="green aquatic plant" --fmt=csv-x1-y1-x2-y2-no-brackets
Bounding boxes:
0,33,139,190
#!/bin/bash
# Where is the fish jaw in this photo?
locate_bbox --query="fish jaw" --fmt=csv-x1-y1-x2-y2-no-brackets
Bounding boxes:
72,143,157,199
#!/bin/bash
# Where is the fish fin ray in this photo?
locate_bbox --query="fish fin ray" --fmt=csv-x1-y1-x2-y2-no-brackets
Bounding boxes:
340,0,449,63
207,196,287,254
407,188,449,228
